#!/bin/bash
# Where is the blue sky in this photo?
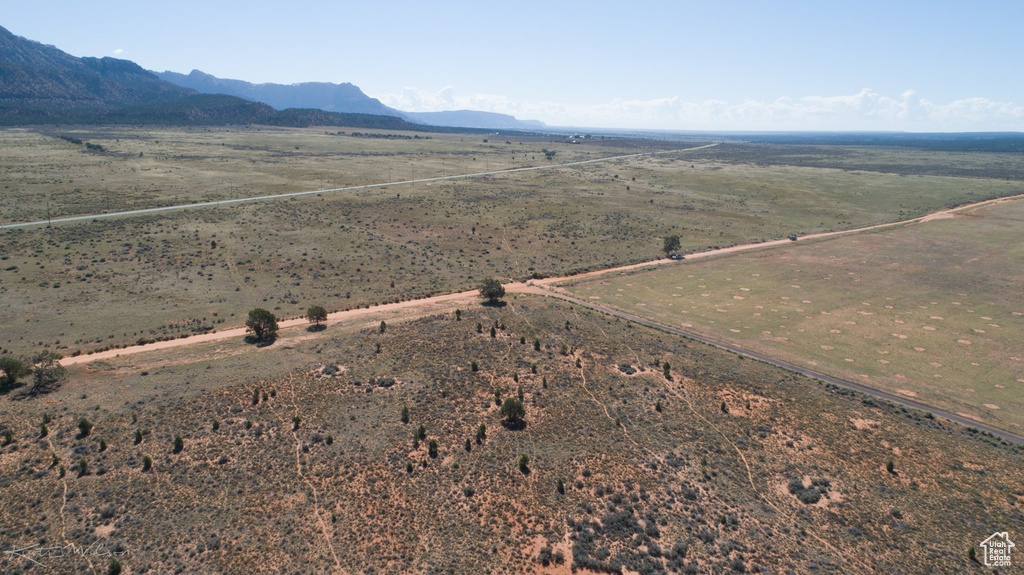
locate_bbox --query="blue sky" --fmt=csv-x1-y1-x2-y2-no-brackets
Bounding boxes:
5,1,1022,130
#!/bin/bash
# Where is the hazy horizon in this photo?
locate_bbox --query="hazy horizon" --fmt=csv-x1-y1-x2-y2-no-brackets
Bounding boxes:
4,0,1023,131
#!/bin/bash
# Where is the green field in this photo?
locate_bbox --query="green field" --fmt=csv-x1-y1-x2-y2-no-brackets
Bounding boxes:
3,126,1022,360
563,199,1024,431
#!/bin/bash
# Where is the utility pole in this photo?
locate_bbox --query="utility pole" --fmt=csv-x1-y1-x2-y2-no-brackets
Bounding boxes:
46,202,51,228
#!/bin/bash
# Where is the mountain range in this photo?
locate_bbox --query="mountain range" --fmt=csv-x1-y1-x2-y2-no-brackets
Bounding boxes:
0,24,541,130
155,69,544,130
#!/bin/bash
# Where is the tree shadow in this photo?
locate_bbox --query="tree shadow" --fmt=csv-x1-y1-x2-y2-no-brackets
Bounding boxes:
244,335,277,347
501,419,526,431
481,300,508,308
10,382,64,400
306,324,327,333
0,381,25,396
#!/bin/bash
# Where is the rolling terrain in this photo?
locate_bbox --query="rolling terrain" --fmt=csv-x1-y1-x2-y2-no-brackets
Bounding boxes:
2,123,1024,574
1,294,1022,573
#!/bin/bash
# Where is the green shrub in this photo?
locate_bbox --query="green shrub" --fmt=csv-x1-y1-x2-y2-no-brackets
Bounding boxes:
173,435,184,453
788,477,805,494
500,398,526,426
798,488,821,504
78,418,93,437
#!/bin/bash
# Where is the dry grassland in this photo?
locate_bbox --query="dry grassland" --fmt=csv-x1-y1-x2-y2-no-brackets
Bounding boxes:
3,127,1021,361
563,199,1024,431
0,296,1020,574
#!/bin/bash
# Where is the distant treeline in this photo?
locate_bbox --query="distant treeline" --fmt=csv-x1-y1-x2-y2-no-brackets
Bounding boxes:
727,132,1024,153
56,134,105,151
346,132,432,140
0,94,430,131
0,93,510,136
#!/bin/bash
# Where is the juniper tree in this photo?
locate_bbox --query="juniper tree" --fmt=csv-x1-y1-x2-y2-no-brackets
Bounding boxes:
245,308,278,342
663,235,681,256
306,305,328,328
500,398,526,427
479,278,505,304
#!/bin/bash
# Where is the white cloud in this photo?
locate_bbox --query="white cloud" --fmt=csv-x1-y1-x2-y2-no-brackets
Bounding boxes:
113,48,124,56
379,87,1024,131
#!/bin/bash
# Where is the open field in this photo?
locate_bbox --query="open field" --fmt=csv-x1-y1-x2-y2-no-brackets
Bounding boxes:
0,126,660,222
684,142,1024,181
3,126,1022,360
1,295,1021,573
562,198,1024,432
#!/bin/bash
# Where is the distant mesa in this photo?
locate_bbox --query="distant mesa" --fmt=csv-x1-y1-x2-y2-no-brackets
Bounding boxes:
156,69,545,130
0,24,539,130
155,69,402,117
403,109,546,130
